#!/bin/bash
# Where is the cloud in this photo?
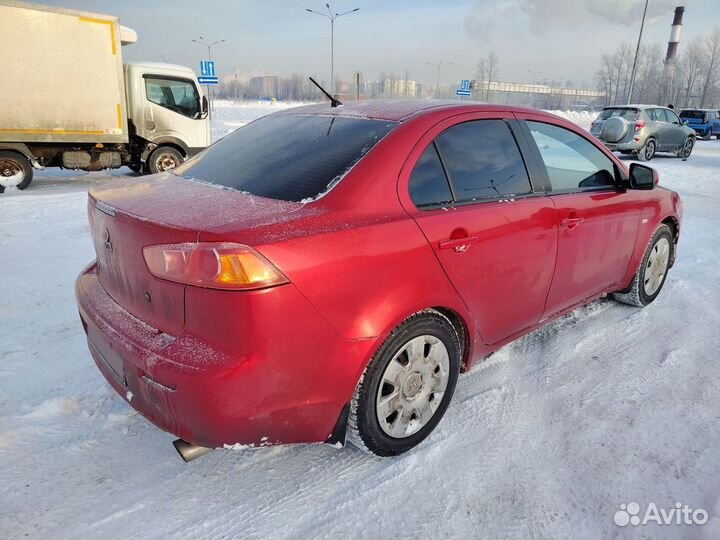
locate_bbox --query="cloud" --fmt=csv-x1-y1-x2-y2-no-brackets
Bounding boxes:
465,0,680,39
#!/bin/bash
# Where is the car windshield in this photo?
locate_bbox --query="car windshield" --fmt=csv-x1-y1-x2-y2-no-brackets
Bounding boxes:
680,110,706,120
173,114,397,202
598,108,639,121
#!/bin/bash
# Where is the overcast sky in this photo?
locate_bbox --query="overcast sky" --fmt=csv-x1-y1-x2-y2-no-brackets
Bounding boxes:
47,0,718,87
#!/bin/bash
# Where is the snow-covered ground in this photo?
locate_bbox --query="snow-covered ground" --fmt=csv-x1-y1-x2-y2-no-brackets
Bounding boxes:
1,103,719,540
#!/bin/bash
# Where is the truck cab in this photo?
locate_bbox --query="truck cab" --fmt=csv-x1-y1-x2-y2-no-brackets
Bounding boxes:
125,62,211,173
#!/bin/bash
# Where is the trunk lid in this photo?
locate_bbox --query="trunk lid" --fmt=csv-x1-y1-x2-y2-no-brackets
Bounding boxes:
88,173,304,335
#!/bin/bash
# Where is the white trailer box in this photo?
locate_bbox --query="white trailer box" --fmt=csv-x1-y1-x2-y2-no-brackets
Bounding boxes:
0,1,129,144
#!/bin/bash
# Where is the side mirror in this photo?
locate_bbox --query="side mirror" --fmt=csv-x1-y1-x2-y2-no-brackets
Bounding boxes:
200,95,209,119
629,163,658,190
681,119,689,126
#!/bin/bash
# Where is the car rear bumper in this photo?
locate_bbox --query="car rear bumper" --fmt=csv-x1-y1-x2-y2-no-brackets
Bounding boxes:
76,262,374,449
601,140,642,152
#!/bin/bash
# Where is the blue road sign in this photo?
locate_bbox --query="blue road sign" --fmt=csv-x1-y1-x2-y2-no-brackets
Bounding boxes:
456,79,472,97
200,60,216,77
198,76,219,85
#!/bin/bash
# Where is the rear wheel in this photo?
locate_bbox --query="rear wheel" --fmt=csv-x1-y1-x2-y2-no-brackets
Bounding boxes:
637,139,655,161
613,224,673,307
0,151,33,191
348,310,461,456
148,146,184,174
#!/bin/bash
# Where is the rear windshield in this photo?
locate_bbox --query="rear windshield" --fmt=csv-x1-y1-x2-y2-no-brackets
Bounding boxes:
680,110,706,120
598,108,639,121
173,114,396,202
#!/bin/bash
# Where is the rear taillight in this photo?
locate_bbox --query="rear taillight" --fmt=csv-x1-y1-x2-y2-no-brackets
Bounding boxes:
634,121,645,131
143,242,289,290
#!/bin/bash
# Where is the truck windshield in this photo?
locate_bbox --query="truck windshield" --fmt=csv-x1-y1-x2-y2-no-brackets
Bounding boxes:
598,108,639,121
173,114,397,202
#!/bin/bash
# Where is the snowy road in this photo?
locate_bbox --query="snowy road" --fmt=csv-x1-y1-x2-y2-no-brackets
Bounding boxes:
1,104,719,540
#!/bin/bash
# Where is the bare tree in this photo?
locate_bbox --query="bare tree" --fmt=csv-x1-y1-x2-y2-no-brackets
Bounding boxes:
699,27,720,107
677,39,705,107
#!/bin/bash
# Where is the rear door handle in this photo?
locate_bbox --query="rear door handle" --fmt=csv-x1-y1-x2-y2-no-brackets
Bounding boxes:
560,216,584,230
439,236,479,253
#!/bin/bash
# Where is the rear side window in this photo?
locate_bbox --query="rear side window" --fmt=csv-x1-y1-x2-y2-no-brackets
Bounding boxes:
433,120,531,201
527,121,616,192
173,115,396,202
598,108,638,121
409,143,453,207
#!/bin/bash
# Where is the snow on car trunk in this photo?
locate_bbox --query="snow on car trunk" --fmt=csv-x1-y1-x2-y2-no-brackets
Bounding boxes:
87,174,302,335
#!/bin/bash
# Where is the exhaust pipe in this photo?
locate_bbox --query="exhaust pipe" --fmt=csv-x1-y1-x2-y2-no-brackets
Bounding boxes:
173,439,213,462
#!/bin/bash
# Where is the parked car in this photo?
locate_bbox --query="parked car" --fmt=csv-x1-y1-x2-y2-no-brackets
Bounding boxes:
679,108,720,139
589,105,696,161
76,101,683,460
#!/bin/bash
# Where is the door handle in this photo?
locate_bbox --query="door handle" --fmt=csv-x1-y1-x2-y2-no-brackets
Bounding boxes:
439,236,479,253
560,216,584,230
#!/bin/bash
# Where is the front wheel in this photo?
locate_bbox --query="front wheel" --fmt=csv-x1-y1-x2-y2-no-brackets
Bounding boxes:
0,151,33,191
348,310,461,456
676,137,694,159
636,139,655,161
148,146,184,174
613,224,674,307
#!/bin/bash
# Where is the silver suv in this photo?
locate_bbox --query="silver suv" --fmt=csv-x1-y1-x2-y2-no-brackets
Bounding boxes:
590,105,696,161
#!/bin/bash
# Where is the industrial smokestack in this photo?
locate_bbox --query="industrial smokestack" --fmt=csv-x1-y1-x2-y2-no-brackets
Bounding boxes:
661,6,684,104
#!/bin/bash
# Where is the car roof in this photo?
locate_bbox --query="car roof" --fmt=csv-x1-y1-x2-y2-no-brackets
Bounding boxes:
604,104,668,110
276,99,551,122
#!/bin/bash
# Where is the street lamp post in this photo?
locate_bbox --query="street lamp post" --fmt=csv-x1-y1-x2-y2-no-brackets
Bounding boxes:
306,4,359,96
191,36,226,120
427,61,452,98
627,0,650,103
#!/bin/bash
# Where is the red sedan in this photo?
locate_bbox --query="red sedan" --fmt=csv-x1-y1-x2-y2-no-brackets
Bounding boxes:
76,101,682,460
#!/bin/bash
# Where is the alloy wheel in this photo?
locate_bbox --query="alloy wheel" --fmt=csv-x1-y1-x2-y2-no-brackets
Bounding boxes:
644,140,655,160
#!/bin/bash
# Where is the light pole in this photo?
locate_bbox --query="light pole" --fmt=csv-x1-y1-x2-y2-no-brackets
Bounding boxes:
306,4,359,96
192,36,226,119
427,61,452,98
627,0,650,103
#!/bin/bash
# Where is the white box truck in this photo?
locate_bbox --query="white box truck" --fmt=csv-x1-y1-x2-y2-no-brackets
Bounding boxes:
0,1,211,190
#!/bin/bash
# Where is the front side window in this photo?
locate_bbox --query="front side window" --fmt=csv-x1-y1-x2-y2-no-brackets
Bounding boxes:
433,120,532,201
527,121,616,192
174,114,396,202
666,109,681,124
145,77,200,118
409,143,453,207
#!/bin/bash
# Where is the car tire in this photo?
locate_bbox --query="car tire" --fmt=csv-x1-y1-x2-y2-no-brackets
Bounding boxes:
148,146,184,174
0,151,33,191
676,137,694,159
347,310,461,457
612,224,674,308
636,139,655,161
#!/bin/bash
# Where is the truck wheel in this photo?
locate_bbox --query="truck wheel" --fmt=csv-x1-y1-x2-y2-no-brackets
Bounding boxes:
148,146,184,174
347,310,461,456
0,151,33,191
